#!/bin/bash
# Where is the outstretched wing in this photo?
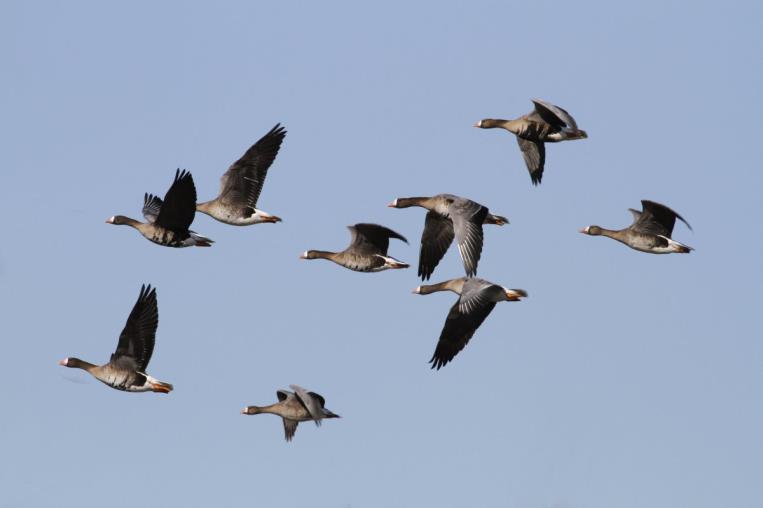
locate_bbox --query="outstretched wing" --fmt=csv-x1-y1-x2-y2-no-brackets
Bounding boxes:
282,418,299,442
290,384,323,426
429,298,497,370
418,211,455,281
631,200,692,237
516,137,546,185
155,169,198,231
142,193,163,223
532,99,578,130
308,392,327,408
348,223,408,255
112,284,159,372
219,124,287,208
449,199,488,277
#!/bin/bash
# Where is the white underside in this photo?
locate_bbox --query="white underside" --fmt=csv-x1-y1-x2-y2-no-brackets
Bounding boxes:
373,254,409,271
633,236,692,254
212,208,276,226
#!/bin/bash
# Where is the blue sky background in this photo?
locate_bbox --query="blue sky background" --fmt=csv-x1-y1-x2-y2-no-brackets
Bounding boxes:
2,1,762,507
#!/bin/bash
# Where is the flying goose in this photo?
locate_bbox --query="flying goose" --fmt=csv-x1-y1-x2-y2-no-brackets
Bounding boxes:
241,385,340,442
300,223,409,272
58,284,173,393
580,200,693,254
107,169,213,247
413,277,527,370
388,194,508,280
197,123,286,225
474,99,587,185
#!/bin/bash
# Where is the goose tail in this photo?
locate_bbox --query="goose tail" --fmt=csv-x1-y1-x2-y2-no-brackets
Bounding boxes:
190,231,214,247
148,379,174,393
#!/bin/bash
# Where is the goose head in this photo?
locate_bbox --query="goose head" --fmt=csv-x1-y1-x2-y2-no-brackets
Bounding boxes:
579,225,603,236
106,215,131,225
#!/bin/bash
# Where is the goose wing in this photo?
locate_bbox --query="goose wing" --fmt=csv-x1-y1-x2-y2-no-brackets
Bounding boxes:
155,169,197,231
348,223,407,255
218,124,287,208
290,384,323,425
449,199,488,277
429,297,497,370
429,279,501,370
307,391,327,408
631,200,692,237
418,211,455,281
516,137,546,185
282,418,299,442
532,99,578,130
142,193,163,223
112,284,159,372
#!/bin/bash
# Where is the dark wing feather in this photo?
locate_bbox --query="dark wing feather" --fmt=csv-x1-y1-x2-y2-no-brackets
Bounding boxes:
348,223,407,255
418,211,455,281
632,200,692,237
516,137,546,185
532,99,577,129
290,384,322,424
219,124,287,208
276,390,290,402
282,418,299,442
112,284,159,372
458,279,502,315
308,392,327,408
450,200,488,277
429,298,497,370
142,194,163,224
155,169,198,231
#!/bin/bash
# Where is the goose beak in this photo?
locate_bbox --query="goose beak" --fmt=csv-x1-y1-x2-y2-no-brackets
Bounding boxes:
299,251,308,259
240,408,248,415
105,217,115,224
412,286,421,294
579,227,589,234
58,358,68,366
387,199,398,208
473,121,482,128
264,215,282,223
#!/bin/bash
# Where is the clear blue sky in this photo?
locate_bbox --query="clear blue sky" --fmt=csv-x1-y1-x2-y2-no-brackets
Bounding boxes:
2,1,762,507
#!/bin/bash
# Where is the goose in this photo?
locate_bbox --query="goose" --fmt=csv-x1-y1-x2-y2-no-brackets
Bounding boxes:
413,277,527,370
474,99,587,185
580,200,693,254
196,123,286,225
58,284,173,393
300,223,409,272
107,169,213,247
388,194,508,280
241,385,340,442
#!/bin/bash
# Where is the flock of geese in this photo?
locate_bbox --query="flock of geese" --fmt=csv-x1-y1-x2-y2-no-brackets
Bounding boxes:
58,99,694,441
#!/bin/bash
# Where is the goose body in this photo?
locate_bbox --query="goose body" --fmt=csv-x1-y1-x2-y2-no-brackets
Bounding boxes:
196,124,286,225
300,223,409,272
474,99,587,185
414,277,527,370
59,285,173,393
241,385,340,441
580,200,693,254
107,170,213,247
389,194,508,280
